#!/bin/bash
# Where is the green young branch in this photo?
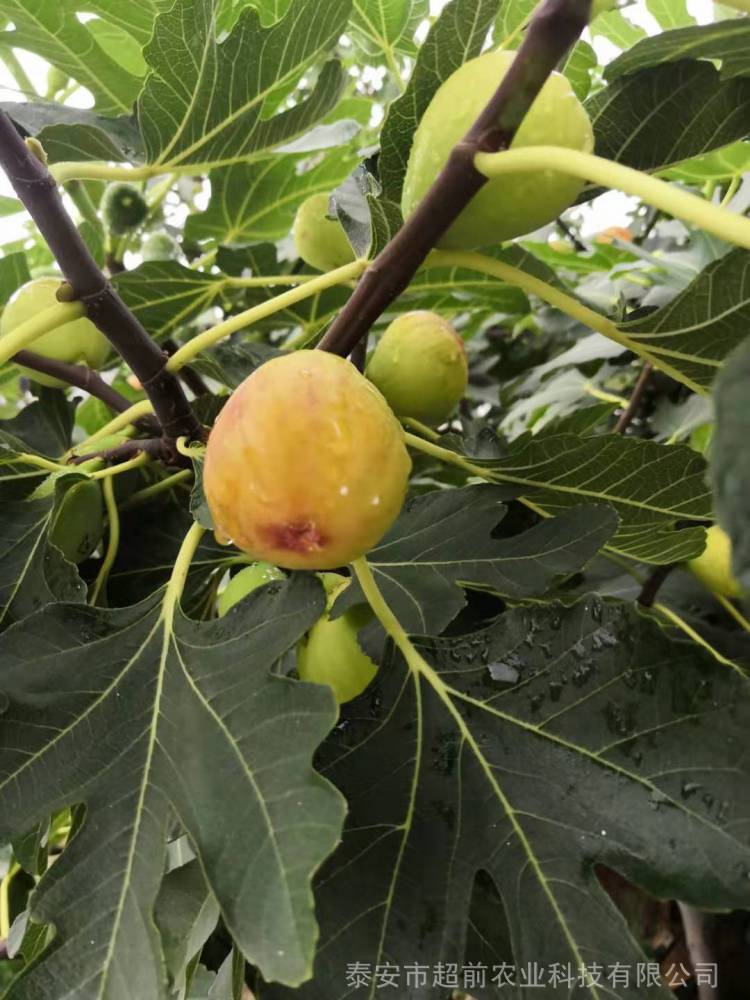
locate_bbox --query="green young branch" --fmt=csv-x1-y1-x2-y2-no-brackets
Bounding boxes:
429,250,707,395
166,260,367,371
474,147,750,251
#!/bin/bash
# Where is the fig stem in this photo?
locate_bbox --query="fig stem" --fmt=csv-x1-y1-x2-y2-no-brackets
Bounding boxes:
0,112,203,442
350,557,426,676
68,400,156,458
13,350,158,429
429,250,707,395
165,259,366,371
0,302,85,366
163,521,206,630
89,451,150,480
713,593,750,638
652,602,742,672
89,475,119,606
475,146,750,251
16,453,68,474
317,0,592,357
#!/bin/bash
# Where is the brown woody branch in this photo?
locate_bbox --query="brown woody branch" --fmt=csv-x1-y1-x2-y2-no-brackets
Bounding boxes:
614,362,653,434
0,113,203,442
318,0,592,356
13,349,161,434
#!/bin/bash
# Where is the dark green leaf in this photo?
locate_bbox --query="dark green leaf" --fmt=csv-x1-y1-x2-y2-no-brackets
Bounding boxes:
336,485,618,634
262,597,750,998
0,574,343,995
587,61,750,173
607,18,750,82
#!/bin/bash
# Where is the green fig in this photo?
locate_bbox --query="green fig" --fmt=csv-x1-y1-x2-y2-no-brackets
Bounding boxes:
401,50,594,249
366,310,468,425
292,193,355,273
142,232,180,262
217,562,286,616
49,479,104,563
297,573,377,703
1,278,110,388
687,525,742,598
101,183,149,235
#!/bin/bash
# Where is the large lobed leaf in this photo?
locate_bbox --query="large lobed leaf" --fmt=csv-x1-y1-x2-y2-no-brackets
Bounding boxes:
138,0,352,170
0,575,344,997
260,596,750,999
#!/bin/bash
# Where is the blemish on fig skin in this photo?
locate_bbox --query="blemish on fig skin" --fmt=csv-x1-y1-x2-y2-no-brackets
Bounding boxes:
262,521,326,554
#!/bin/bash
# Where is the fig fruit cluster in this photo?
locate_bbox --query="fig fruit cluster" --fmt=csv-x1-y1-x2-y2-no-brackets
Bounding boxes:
1,277,110,387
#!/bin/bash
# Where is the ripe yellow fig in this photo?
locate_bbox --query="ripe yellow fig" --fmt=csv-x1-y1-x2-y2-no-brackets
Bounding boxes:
292,193,355,272
297,573,377,703
1,278,110,388
203,351,412,570
687,525,742,598
366,311,468,425
401,50,594,249
217,562,286,617
49,479,104,563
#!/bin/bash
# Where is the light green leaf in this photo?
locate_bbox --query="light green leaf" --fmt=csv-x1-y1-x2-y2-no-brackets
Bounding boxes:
139,0,352,170
646,0,694,29
185,149,360,246
1,1,142,115
113,262,226,340
349,0,429,61
447,430,711,562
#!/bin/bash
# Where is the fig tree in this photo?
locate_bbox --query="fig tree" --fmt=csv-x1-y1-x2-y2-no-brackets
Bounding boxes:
217,562,286,617
101,183,149,235
1,277,110,387
49,479,104,564
292,193,355,273
203,350,411,570
401,50,594,249
366,310,468,425
687,525,742,598
297,573,377,703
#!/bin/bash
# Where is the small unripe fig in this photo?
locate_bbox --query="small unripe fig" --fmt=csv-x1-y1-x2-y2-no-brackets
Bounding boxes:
217,562,286,617
101,183,148,235
1,278,110,388
297,573,377,703
49,479,104,563
366,310,468,426
204,351,411,570
402,50,594,249
292,193,355,273
687,525,742,598
142,232,180,262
